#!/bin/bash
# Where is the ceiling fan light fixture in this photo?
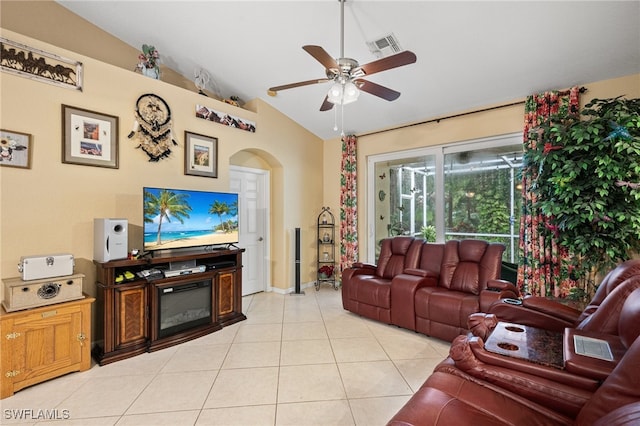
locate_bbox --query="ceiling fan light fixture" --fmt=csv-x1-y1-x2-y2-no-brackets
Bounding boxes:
328,82,343,103
327,81,360,105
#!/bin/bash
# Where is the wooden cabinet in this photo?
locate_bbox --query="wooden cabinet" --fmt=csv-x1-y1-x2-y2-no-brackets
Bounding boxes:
216,267,244,326
0,296,94,399
93,249,245,365
115,284,147,348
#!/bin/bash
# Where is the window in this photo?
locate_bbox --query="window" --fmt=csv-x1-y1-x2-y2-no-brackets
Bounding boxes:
369,133,523,262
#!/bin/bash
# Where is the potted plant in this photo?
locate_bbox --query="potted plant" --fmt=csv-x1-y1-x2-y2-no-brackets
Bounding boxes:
136,44,160,79
528,96,640,300
318,265,334,280
420,225,436,242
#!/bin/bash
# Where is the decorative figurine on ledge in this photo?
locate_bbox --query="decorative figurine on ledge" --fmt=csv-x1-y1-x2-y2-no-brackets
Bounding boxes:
135,44,160,79
194,68,210,96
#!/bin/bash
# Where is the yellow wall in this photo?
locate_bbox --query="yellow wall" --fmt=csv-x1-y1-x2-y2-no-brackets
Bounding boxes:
2,0,639,294
0,0,201,96
0,29,324,302
322,73,640,261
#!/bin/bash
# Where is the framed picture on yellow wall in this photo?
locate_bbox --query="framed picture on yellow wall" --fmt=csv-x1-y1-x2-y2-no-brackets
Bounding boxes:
184,131,217,178
1,37,83,91
62,105,119,169
0,129,32,169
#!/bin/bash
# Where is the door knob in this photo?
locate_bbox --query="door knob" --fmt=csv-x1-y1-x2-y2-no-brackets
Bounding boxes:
258,237,264,242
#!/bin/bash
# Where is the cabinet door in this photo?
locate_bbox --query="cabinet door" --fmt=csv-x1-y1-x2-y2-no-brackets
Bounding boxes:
217,270,235,317
8,308,83,388
114,284,147,348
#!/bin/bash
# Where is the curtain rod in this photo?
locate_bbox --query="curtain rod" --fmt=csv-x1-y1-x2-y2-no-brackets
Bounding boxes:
357,86,587,138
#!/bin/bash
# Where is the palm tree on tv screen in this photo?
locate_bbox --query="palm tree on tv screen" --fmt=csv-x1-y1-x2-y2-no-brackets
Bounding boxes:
144,189,192,245
209,200,230,232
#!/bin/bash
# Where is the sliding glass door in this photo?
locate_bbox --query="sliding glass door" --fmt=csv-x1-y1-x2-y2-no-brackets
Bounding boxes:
368,133,523,261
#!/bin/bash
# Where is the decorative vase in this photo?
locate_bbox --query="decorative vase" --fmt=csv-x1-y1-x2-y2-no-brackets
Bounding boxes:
142,66,159,80
319,272,328,280
323,233,330,243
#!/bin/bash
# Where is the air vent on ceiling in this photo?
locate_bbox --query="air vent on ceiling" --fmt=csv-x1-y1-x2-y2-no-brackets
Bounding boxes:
367,33,403,58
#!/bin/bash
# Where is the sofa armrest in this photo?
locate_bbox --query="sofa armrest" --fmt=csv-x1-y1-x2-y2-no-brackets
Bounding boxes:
488,299,576,333
467,313,498,340
403,268,439,278
350,262,377,270
479,279,520,312
564,328,625,381
445,335,594,418
342,264,377,285
463,335,599,391
486,279,520,294
390,272,438,330
522,296,582,324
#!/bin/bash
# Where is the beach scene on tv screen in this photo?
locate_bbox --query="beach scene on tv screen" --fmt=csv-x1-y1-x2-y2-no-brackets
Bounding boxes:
143,187,238,250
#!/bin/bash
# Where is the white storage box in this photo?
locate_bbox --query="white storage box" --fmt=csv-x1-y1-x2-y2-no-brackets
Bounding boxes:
2,273,84,312
18,254,75,281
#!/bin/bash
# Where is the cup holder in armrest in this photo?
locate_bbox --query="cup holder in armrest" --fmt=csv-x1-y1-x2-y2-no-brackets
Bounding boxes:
503,298,523,306
497,342,520,351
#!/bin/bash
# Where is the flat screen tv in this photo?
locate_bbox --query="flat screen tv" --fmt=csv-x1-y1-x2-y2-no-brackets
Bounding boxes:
143,187,239,253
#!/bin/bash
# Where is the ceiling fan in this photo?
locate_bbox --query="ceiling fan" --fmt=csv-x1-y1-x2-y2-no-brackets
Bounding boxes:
267,0,417,111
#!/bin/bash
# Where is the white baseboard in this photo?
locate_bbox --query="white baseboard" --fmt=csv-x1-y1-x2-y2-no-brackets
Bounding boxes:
269,281,316,295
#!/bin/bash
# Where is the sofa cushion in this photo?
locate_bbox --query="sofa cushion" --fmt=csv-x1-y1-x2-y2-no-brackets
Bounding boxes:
376,236,422,279
439,240,504,295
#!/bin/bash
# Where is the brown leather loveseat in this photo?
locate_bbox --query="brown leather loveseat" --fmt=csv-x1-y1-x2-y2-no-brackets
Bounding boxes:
342,237,508,341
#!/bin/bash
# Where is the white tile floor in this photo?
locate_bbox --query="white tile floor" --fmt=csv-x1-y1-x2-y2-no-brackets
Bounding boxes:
1,287,451,425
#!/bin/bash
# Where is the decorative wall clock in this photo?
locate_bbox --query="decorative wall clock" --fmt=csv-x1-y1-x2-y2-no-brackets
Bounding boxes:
128,93,177,161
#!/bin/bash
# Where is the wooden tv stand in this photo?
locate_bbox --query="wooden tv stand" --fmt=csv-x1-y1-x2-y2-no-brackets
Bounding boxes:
92,248,245,365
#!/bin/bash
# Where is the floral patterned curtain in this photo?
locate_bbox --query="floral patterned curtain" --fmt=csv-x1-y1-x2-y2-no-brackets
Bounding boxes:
517,87,581,297
340,134,358,274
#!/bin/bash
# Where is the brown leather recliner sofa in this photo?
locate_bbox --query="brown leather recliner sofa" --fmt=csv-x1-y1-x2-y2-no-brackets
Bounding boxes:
387,288,640,425
448,285,640,418
342,237,509,341
387,337,640,425
486,258,640,333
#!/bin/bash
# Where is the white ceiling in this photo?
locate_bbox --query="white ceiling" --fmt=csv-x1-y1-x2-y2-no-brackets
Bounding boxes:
56,1,640,140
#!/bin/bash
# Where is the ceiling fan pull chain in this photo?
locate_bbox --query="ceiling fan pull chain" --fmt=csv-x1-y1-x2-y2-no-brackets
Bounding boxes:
333,107,338,131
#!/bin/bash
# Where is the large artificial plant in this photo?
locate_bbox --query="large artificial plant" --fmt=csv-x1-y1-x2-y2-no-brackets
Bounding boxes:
527,96,640,300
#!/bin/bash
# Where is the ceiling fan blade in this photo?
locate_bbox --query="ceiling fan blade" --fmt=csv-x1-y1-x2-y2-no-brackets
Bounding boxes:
320,96,334,111
268,78,330,93
354,79,401,101
303,45,338,70
357,50,417,76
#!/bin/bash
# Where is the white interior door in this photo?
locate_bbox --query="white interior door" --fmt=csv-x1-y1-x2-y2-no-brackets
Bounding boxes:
230,166,269,295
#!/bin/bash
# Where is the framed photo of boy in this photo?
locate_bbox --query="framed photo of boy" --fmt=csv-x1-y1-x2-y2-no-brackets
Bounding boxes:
184,131,218,178
62,105,118,168
0,129,32,169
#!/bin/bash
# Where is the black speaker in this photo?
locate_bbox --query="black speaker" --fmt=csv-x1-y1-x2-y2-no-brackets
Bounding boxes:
294,227,302,294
